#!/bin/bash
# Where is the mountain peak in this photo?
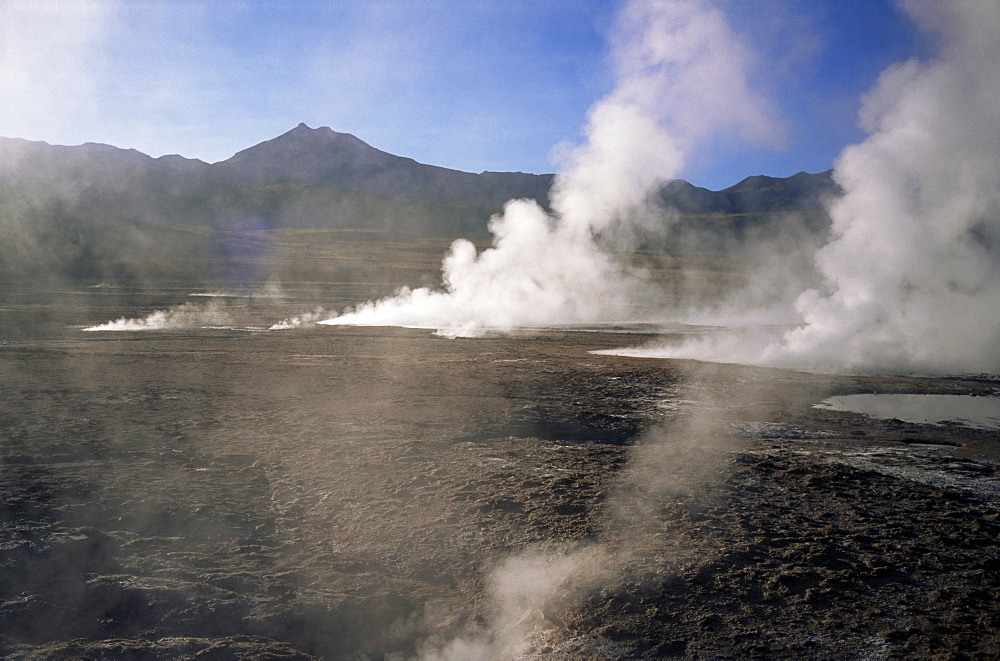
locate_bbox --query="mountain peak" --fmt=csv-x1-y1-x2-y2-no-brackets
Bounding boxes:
217,124,404,189
259,123,376,155
724,174,779,194
288,122,334,138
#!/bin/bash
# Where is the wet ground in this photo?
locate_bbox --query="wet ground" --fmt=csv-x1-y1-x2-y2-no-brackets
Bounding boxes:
1,296,999,659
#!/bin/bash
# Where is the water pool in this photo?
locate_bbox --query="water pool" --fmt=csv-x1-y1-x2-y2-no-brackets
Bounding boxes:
815,394,1000,430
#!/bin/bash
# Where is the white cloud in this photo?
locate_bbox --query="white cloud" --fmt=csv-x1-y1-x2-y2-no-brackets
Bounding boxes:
0,0,118,144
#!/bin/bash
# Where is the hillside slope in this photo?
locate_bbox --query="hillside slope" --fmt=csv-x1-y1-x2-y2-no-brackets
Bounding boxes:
0,126,839,288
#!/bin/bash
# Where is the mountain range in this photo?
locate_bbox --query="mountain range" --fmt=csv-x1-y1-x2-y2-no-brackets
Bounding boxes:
0,124,839,287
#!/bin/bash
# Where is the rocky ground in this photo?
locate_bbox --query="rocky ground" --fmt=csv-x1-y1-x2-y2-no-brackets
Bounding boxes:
2,304,999,659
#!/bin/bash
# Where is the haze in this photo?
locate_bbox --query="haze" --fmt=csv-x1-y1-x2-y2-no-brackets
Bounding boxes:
2,0,927,190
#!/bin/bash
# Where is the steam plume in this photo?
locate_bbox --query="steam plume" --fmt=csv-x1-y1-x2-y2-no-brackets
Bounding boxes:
269,307,330,330
411,375,747,659
320,0,780,336
376,3,781,657
83,301,232,331
641,1,1000,375
415,549,609,660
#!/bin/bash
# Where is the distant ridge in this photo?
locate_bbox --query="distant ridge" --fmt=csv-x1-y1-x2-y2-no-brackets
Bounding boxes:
0,125,837,215
658,170,838,216
0,125,841,284
215,123,554,208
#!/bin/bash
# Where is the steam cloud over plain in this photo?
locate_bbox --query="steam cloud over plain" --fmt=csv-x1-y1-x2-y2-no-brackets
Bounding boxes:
621,1,1000,375
320,0,780,338
319,0,1000,377
83,301,232,331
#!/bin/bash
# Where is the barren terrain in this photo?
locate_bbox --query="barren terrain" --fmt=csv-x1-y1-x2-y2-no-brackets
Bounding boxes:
2,288,999,659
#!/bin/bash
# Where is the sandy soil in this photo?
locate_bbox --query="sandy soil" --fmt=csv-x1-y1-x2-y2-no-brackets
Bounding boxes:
2,319,999,659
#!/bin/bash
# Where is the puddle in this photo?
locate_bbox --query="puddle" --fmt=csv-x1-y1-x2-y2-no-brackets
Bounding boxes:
815,394,1000,430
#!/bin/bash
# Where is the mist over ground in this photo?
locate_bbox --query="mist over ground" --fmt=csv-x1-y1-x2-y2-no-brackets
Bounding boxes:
636,0,1000,375
310,1,1000,657
3,1,1000,659
321,0,1000,378
320,0,785,339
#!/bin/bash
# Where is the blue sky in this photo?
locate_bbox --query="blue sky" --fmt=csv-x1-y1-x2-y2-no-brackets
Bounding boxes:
1,0,929,190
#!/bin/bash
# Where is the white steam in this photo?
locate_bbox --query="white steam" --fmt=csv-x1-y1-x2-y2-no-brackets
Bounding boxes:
269,307,330,330
320,0,780,337
415,549,608,660
380,3,783,657
641,0,1000,375
412,378,747,659
83,301,232,331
